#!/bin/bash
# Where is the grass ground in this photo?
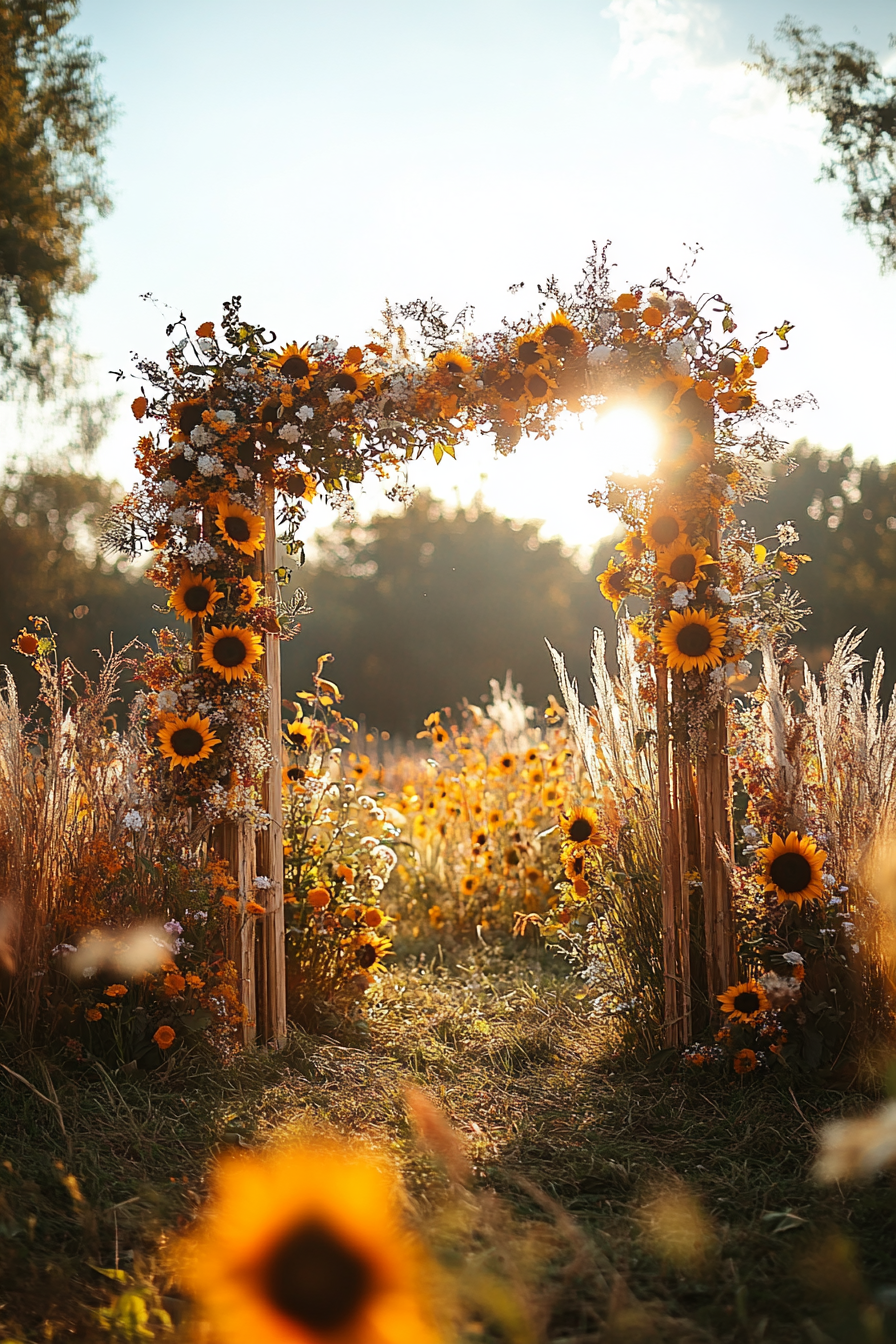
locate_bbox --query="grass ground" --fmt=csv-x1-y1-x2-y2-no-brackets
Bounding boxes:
2,946,895,1344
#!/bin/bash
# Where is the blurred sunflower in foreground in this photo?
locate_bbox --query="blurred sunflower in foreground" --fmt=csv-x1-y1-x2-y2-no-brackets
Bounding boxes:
181,1138,441,1344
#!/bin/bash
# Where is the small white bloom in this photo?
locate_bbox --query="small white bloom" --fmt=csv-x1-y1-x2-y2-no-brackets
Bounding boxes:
777,522,800,545
327,388,344,405
852,942,860,954
253,876,273,889
236,464,253,481
298,405,314,422
783,950,804,965
191,424,216,447
170,506,195,527
52,943,78,956
123,809,143,831
715,586,733,605
197,453,222,476
215,408,236,425
159,479,178,498
173,339,188,354
671,586,691,610
187,540,217,565
736,660,752,676
278,423,300,443
328,428,342,440
587,345,612,365
156,688,178,712
181,444,196,461
823,873,837,888
197,336,215,355
828,894,843,905
164,919,184,936
742,825,761,843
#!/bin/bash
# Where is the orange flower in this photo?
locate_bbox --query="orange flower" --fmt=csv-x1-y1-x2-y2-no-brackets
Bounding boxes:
614,292,639,310
641,306,664,327
186,973,205,989
196,321,215,338
164,973,186,996
85,1007,103,1022
363,909,383,928
153,1025,176,1050
245,901,266,916
131,395,148,419
105,983,128,998
16,632,39,656
307,886,331,909
336,864,356,884
733,1048,758,1074
221,895,240,911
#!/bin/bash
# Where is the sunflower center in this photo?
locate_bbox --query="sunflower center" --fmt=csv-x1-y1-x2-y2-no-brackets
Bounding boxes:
184,584,211,613
265,1218,372,1332
169,727,205,759
769,851,813,894
501,372,526,401
732,990,760,1015
333,371,359,394
178,404,205,436
608,570,626,594
517,340,541,365
212,635,249,668
356,944,377,969
676,623,712,657
545,323,574,348
224,515,251,543
443,359,465,375
280,355,310,381
527,374,549,398
168,453,195,484
651,515,680,547
669,554,698,583
569,818,595,843
285,766,303,781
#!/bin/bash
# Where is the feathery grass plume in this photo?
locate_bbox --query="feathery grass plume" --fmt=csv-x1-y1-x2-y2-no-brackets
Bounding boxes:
547,627,664,1052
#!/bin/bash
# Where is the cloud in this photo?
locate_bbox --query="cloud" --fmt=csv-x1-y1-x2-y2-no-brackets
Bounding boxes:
602,0,822,154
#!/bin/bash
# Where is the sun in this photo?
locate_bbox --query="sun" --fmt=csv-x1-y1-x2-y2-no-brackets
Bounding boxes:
593,406,659,477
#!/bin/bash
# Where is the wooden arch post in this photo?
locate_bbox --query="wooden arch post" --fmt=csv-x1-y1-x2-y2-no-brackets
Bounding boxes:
206,486,287,1047
655,417,738,1048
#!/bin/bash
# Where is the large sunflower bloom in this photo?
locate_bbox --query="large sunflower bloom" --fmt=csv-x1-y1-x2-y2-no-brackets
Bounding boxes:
272,342,317,386
541,310,585,356
658,608,726,674
717,979,770,1024
432,349,473,377
758,831,827,908
180,1139,439,1344
157,713,220,770
169,572,223,623
561,805,601,847
656,539,714,589
330,364,370,403
170,397,207,441
645,506,686,551
514,331,546,370
597,561,631,611
216,500,266,557
201,625,264,683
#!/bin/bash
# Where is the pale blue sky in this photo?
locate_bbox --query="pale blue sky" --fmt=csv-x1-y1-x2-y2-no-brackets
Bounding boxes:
20,0,896,551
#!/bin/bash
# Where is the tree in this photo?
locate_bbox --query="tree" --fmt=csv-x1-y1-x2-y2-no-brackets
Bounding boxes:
0,1,113,391
280,493,617,738
746,441,896,674
0,462,160,705
750,21,896,270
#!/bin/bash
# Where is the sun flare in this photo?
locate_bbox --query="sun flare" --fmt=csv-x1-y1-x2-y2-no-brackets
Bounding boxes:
593,406,659,477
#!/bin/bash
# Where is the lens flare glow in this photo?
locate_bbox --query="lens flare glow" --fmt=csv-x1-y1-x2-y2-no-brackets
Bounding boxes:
592,406,659,477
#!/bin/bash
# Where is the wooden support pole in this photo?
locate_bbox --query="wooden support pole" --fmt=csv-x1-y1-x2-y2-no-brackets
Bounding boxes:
256,485,287,1044
656,665,692,1045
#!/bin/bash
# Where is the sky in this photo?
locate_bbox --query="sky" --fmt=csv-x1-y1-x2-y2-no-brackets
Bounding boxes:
10,0,896,555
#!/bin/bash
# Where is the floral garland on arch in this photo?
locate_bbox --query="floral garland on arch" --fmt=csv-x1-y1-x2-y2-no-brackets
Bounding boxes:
107,247,809,833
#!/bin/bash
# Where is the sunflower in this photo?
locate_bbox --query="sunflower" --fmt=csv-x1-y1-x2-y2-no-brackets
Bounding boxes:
236,576,263,611
157,713,221,770
283,765,306,790
645,506,686,551
181,1139,438,1344
432,349,473,377
616,532,647,563
497,753,515,775
758,831,827,908
169,572,223,622
541,310,585,355
514,331,546,369
562,806,601,847
565,851,587,880
524,369,555,405
636,372,693,418
656,539,714,589
272,342,317,386
658,609,726,674
597,561,631,611
216,500,266,556
717,979,770,1023
460,875,479,897
170,398,207,441
201,625,264,683
330,364,370,403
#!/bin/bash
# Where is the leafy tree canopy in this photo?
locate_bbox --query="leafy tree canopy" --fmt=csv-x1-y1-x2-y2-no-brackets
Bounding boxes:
0,1,113,391
750,20,896,270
